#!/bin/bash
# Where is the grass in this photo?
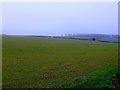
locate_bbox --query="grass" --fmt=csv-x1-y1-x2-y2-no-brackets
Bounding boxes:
73,64,118,88
0,36,2,89
2,36,118,88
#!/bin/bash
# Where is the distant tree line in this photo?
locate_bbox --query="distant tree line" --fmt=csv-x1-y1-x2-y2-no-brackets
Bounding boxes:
59,33,120,43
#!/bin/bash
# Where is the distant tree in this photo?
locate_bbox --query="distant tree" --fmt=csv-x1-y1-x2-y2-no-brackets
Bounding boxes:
2,34,7,36
92,38,96,41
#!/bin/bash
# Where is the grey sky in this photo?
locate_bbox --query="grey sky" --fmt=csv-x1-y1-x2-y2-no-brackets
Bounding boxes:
2,2,118,36
0,4,2,34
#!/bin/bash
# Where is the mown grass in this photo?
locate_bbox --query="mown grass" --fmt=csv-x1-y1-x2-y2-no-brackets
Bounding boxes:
2,36,118,88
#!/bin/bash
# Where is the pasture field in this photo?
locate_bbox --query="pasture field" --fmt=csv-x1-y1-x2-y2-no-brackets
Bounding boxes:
0,36,2,89
2,36,118,88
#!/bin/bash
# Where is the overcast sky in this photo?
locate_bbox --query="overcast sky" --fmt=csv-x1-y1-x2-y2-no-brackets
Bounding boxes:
2,2,118,36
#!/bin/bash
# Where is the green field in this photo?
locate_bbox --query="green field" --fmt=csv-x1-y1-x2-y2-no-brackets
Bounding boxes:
0,36,2,89
2,36,118,88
